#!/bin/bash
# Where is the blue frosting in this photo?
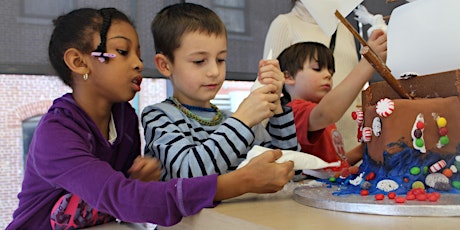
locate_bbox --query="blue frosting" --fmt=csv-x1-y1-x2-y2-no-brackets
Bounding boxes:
324,142,460,196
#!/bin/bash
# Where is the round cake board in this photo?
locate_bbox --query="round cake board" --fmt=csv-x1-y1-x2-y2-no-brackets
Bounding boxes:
293,183,460,216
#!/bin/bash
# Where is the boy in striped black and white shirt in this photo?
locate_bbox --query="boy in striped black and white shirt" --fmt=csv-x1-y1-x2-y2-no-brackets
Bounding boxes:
142,3,300,181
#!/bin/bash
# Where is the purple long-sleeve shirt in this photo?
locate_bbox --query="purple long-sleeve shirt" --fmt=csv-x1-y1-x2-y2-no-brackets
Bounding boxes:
7,93,217,229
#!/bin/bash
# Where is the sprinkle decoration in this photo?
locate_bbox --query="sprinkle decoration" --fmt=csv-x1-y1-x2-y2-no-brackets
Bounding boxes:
375,98,394,117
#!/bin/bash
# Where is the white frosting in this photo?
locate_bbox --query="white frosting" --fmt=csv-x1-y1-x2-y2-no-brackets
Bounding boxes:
237,145,341,171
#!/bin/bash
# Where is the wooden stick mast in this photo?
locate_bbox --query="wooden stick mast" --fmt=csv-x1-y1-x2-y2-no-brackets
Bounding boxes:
335,10,413,99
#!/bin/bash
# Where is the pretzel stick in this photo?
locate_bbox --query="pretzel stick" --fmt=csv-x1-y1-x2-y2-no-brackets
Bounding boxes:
335,10,412,99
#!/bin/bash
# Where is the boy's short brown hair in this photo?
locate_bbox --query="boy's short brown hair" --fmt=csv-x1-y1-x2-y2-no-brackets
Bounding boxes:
151,3,227,62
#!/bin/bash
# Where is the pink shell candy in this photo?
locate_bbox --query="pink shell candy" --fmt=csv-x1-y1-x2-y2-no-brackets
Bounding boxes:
375,98,394,117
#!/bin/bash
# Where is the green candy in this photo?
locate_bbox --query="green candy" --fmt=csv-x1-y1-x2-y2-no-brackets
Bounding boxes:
439,136,449,145
410,167,421,175
415,138,424,147
452,181,460,190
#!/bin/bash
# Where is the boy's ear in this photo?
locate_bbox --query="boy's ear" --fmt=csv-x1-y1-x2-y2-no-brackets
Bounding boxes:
63,48,88,75
154,53,172,77
284,71,295,86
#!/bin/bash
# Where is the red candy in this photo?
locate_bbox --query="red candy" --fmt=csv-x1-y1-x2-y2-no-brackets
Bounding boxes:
375,194,385,200
431,192,441,199
438,127,448,136
406,194,416,200
360,190,369,196
416,121,425,129
411,188,426,195
416,194,427,201
365,172,375,181
395,197,406,203
388,192,397,199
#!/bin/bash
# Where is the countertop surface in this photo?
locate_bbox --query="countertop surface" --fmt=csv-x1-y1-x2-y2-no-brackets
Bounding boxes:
90,181,460,230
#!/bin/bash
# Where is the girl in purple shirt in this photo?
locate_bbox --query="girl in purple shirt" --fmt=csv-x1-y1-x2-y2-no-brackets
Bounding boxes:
7,7,294,230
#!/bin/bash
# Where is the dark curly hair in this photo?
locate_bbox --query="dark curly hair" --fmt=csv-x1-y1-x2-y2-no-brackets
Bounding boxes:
48,8,133,86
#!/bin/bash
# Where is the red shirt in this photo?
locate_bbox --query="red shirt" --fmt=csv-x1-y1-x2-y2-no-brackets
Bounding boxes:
288,99,349,172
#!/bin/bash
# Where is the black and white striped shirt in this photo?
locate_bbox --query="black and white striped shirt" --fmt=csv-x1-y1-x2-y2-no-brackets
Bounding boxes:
141,101,299,181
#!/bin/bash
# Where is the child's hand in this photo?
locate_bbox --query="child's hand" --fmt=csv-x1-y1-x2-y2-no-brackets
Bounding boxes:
128,155,162,182
240,149,294,193
367,29,387,62
232,85,280,127
257,59,284,98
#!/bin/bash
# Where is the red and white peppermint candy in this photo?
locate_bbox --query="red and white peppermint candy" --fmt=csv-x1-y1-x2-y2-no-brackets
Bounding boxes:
362,127,372,142
355,110,364,125
376,98,394,117
429,160,447,173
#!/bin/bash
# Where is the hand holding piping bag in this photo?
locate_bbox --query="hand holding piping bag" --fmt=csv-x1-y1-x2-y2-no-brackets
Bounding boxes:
251,49,273,91
249,49,284,126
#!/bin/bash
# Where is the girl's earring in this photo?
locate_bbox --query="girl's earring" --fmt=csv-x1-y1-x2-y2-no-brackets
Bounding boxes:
83,73,89,81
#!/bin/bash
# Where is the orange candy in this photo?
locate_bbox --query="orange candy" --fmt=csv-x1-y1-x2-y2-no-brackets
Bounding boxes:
442,168,453,178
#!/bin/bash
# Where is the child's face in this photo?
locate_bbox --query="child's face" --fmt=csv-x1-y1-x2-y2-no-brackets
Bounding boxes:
292,58,333,103
87,20,143,103
169,31,227,107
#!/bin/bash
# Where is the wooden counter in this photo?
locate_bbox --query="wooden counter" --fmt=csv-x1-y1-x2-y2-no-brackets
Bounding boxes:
91,182,460,230
158,182,460,230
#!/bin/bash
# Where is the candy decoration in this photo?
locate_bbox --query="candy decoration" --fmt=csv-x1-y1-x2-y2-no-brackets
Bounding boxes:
429,160,447,173
351,109,364,125
411,181,425,189
362,127,372,142
452,181,460,190
442,168,453,178
411,113,426,153
437,116,447,127
395,197,406,203
376,179,399,192
372,117,382,136
365,172,375,181
375,194,385,200
387,192,397,199
410,167,421,175
433,114,449,148
357,126,363,142
352,109,364,142
375,98,394,117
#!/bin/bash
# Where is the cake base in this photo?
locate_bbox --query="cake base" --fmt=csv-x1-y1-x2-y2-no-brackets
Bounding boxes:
293,184,460,216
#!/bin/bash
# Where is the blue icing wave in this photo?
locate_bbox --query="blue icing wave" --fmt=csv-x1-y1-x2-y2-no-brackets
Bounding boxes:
323,142,460,196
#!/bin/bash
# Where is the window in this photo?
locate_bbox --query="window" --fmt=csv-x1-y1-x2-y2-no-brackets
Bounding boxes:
22,116,41,168
18,0,74,25
213,0,247,34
